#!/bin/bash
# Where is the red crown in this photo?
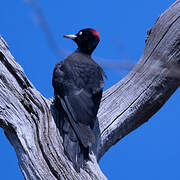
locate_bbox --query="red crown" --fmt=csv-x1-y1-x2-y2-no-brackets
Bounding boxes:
90,29,100,40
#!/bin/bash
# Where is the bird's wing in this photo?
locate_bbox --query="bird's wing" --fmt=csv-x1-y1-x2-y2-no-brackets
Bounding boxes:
66,60,104,121
57,92,95,147
52,61,103,147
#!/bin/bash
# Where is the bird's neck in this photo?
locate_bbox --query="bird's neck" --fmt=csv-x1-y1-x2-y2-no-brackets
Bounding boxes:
76,48,93,56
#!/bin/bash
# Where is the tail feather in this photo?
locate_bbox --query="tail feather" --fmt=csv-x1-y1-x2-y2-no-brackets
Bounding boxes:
62,117,89,172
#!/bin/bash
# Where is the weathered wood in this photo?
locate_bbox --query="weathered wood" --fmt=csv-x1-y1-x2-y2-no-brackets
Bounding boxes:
0,1,180,179
94,0,180,160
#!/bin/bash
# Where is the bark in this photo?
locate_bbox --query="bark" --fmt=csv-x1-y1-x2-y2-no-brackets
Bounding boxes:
0,1,180,179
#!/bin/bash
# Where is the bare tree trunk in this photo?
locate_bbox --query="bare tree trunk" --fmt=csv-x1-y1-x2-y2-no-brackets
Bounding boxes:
0,1,180,179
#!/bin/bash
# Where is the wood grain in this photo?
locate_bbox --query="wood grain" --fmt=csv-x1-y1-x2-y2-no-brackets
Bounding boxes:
0,1,180,179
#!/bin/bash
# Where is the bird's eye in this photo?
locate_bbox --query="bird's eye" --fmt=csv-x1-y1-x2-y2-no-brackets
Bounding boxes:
79,31,82,36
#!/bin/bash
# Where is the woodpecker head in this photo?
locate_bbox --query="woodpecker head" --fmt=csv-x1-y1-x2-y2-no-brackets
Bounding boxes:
64,28,100,55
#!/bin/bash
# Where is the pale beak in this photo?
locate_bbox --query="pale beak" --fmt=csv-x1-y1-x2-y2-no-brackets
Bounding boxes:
63,34,77,40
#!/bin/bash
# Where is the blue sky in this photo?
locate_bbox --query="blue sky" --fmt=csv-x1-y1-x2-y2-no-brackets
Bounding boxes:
1,0,179,179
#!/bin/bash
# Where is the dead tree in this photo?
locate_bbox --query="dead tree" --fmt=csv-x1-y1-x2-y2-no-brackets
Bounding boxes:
0,1,180,179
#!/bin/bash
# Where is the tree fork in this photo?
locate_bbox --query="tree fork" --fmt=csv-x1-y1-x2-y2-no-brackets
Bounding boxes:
0,1,180,179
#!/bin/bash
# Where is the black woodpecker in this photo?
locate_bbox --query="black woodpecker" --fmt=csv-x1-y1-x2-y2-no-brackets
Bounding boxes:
52,28,107,171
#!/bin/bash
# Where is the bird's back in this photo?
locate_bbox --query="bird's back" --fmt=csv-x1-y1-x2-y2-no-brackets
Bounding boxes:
63,51,105,92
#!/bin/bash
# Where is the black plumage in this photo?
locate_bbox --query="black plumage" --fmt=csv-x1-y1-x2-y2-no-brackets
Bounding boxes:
52,28,106,171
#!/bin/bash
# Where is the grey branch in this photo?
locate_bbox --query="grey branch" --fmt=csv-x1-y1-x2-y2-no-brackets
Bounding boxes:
0,1,180,179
